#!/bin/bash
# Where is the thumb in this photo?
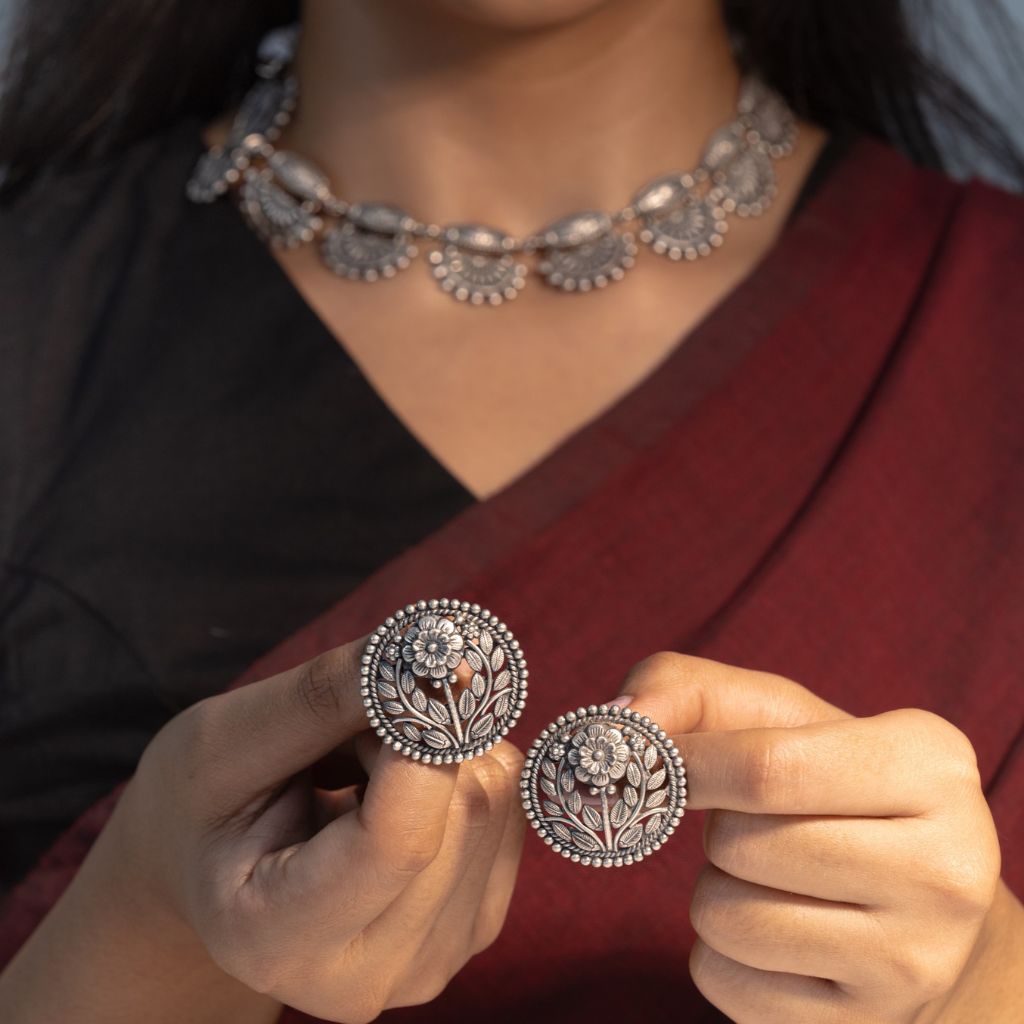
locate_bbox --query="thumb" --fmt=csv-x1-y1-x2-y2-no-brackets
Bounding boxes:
616,652,850,735
183,638,375,802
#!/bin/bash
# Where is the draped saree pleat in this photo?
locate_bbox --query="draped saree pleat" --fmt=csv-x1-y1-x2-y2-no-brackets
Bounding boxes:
3,138,1023,1024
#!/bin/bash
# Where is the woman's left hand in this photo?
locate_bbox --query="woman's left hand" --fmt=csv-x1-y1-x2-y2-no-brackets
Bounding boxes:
619,653,1023,1024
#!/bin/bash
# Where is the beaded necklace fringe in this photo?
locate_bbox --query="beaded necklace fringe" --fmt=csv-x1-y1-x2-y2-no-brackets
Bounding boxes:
187,24,798,307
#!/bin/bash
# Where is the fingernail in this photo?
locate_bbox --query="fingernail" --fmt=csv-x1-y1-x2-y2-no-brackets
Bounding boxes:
610,695,634,709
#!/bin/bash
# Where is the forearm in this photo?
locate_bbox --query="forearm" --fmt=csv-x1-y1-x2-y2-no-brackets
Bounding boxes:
0,807,280,1024
918,881,1024,1024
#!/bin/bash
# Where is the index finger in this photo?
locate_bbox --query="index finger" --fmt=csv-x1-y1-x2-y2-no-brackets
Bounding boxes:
619,652,850,736
288,746,460,915
679,709,976,816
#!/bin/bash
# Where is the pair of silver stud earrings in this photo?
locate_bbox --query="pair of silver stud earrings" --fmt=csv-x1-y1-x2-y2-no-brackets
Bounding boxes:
361,599,686,868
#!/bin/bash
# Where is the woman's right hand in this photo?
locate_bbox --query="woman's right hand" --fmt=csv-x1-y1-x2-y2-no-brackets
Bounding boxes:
106,637,525,1023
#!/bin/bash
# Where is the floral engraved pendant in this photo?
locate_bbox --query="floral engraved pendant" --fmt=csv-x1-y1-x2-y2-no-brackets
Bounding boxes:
521,705,686,867
361,599,528,763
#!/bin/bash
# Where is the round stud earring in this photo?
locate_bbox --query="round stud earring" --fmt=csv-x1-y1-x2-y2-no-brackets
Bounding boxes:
521,704,686,867
361,598,528,763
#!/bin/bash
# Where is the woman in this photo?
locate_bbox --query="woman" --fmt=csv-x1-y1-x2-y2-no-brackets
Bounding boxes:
1,0,1022,1021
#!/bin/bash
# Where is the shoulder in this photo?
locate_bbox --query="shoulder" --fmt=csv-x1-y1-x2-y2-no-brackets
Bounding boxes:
866,151,1024,460
844,140,1024,344
940,175,1024,311
914,170,1024,359
0,117,206,306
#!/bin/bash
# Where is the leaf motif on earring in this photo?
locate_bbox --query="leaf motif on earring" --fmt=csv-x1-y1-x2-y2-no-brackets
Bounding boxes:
360,599,528,763
521,705,687,868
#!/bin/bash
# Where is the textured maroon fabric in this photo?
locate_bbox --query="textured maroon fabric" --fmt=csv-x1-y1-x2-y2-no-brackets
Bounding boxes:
2,138,1022,1023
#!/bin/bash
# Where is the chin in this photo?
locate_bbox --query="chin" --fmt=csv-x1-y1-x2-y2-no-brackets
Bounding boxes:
427,0,616,30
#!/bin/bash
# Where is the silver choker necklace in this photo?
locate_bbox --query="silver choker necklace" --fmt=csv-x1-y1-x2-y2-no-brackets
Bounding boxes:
187,24,798,307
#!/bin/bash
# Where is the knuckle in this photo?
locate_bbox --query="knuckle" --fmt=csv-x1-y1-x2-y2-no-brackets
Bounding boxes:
688,865,730,940
332,943,388,1023
294,648,347,721
395,966,453,1009
148,696,227,790
342,1009,381,1024
207,940,284,998
688,938,727,1003
464,753,517,819
621,651,683,697
923,846,999,916
487,738,525,777
472,906,507,954
738,735,794,810
342,988,386,1024
471,883,517,955
702,811,749,874
889,944,960,1002
637,650,686,679
166,696,218,759
466,751,512,797
892,710,980,780
383,827,444,877
448,773,495,834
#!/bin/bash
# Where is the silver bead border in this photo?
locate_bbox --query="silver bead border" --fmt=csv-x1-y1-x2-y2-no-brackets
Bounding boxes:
360,598,528,764
186,22,799,305
521,704,686,868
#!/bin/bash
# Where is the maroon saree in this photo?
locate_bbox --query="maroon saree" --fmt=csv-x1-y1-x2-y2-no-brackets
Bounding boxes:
2,137,1023,1023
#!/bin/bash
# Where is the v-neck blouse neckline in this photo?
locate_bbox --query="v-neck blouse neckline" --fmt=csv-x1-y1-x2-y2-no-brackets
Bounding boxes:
181,121,854,518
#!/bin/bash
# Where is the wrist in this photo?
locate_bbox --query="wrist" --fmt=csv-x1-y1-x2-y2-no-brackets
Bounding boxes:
914,882,1024,1024
0,778,281,1024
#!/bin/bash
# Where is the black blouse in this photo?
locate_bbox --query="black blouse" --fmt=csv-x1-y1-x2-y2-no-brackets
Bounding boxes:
0,116,845,890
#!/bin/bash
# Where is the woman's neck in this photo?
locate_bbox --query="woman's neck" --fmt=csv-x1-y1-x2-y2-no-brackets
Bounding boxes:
282,0,741,235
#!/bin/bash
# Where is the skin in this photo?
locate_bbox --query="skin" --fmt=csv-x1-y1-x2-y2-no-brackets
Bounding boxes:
618,653,1024,1023
214,0,827,500
0,639,526,1023
3,1,1021,1022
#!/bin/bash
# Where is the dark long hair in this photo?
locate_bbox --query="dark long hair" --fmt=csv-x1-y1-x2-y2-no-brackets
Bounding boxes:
1,0,1021,198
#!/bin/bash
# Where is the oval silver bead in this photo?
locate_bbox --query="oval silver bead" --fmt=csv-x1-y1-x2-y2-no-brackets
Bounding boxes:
229,78,287,146
347,202,410,235
443,223,508,255
702,123,746,173
258,24,301,65
269,150,330,202
186,147,243,204
631,175,685,216
539,210,613,249
737,74,766,116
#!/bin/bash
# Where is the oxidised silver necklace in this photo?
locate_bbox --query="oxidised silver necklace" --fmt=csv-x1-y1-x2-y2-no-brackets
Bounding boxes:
187,24,797,307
